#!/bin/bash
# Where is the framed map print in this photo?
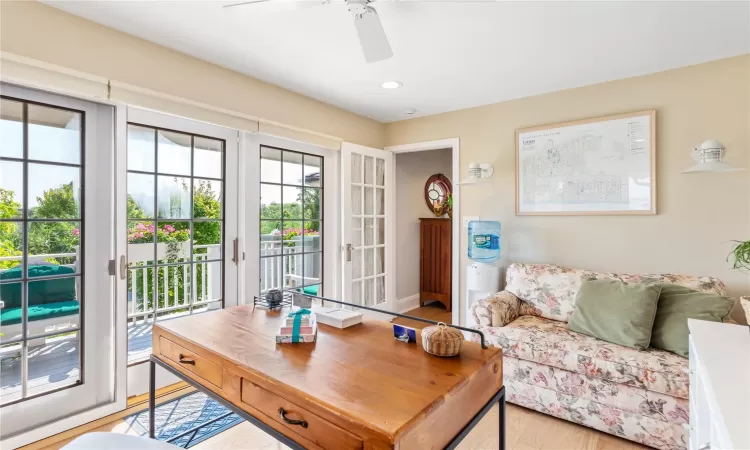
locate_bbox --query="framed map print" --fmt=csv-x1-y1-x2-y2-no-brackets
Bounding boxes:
515,110,656,216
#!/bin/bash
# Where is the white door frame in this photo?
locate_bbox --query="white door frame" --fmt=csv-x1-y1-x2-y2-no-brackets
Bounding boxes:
242,133,341,304
124,107,240,397
384,138,461,326
0,84,127,449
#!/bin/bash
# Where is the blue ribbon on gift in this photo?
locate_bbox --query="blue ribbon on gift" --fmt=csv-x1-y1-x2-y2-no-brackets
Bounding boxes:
288,309,311,343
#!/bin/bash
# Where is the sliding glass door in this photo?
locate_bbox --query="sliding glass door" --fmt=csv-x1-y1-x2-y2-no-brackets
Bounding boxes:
0,84,122,445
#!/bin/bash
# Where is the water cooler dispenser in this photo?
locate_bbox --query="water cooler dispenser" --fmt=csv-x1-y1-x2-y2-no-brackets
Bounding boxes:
465,263,501,327
465,221,502,327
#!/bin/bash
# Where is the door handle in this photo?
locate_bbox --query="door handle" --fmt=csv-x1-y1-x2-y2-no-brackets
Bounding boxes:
346,244,353,262
178,354,196,365
278,408,308,428
119,255,126,280
231,238,239,265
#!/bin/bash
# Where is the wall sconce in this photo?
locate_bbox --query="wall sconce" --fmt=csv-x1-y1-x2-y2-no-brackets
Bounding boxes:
458,163,494,185
681,140,746,174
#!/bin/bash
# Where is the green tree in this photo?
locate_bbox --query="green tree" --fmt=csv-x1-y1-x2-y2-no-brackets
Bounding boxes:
193,180,221,248
127,194,146,219
27,184,79,265
31,182,77,219
301,188,320,232
0,188,22,270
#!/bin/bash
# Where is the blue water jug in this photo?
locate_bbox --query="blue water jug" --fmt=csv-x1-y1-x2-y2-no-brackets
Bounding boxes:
468,221,501,263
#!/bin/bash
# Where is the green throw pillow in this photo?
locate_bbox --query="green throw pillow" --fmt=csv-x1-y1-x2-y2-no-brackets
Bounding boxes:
569,278,662,349
651,284,735,357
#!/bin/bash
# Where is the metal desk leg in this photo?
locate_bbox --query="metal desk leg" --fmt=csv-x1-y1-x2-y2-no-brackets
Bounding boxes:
499,392,506,450
149,359,156,439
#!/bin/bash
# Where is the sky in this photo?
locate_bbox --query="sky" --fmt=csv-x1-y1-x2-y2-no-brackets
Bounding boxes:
1,118,82,211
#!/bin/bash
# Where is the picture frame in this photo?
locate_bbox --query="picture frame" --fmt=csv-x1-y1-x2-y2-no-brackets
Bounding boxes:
515,110,656,216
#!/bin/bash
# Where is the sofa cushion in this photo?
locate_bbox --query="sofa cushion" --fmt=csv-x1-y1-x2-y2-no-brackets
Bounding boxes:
651,284,735,357
0,301,80,326
504,263,726,323
569,279,661,349
0,265,76,308
479,315,689,399
505,357,689,426
505,378,688,450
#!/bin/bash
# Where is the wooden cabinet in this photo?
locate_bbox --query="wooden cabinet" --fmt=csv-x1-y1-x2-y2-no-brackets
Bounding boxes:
419,218,452,312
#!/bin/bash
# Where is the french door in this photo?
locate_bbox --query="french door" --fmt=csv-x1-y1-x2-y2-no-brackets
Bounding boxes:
244,134,339,305
340,143,394,315
124,108,239,396
0,84,123,447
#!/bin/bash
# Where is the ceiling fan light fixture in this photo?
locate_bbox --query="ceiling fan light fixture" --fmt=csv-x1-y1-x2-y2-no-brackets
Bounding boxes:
382,81,402,89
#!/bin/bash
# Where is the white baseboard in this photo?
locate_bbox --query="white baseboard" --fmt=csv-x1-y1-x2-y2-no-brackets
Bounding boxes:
396,294,420,313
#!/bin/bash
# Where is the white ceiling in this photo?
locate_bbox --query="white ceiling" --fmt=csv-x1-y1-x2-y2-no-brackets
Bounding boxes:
45,0,750,123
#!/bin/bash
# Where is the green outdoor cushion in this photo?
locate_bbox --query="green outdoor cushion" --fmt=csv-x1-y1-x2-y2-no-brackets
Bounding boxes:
651,284,735,357
569,278,662,349
0,265,76,308
301,285,319,296
0,300,80,326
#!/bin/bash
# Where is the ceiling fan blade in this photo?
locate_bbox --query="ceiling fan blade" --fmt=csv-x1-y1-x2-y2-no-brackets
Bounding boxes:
223,0,335,8
353,7,393,63
223,0,271,8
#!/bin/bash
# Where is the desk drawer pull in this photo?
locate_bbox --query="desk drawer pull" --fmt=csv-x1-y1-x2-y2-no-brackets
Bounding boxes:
178,354,196,365
279,408,308,428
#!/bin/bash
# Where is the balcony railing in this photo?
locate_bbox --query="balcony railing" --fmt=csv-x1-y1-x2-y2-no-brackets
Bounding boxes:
0,236,324,378
260,235,321,293
127,242,221,323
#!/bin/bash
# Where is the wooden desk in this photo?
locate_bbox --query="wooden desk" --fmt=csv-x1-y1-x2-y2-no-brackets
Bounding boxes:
149,306,505,449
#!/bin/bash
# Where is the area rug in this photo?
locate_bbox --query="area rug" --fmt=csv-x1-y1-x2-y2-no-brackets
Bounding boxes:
126,392,243,448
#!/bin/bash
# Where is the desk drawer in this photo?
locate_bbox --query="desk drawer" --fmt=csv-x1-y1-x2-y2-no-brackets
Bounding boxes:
241,378,362,450
159,336,223,388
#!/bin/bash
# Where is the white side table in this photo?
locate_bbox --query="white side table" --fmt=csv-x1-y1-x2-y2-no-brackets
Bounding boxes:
688,319,750,450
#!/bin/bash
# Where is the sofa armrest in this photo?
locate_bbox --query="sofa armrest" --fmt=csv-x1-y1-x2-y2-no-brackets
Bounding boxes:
471,290,522,327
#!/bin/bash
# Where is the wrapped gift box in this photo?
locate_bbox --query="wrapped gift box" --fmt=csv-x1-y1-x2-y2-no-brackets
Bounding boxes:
277,310,317,344
283,315,312,327
278,326,314,335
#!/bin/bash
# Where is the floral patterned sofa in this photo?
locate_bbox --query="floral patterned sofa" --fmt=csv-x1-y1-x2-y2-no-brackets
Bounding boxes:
470,263,729,450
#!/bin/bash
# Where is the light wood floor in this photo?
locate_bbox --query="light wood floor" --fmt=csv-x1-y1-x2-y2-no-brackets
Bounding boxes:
392,302,452,329
32,402,646,450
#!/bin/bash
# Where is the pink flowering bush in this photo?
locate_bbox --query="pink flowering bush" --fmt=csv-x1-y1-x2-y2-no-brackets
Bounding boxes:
128,222,190,244
282,227,319,239
282,227,319,247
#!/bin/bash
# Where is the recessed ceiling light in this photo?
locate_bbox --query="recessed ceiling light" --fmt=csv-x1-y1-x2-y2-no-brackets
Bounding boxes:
382,81,402,89
404,108,417,115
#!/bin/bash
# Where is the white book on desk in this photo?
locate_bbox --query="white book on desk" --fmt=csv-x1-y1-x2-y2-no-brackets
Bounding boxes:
313,307,363,329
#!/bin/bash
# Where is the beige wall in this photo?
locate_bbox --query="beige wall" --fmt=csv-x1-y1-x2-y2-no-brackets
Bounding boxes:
0,1,384,148
394,148,453,300
386,55,750,325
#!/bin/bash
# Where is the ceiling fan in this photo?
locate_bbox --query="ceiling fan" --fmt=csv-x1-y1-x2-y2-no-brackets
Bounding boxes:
223,0,494,64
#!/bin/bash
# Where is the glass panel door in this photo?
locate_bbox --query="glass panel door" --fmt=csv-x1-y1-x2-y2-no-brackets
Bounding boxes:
341,143,392,314
126,125,227,364
0,84,120,445
124,107,238,396
259,146,323,298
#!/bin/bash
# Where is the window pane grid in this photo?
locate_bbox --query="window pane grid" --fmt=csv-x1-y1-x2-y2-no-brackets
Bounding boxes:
1,98,84,405
260,146,323,296
126,124,225,364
